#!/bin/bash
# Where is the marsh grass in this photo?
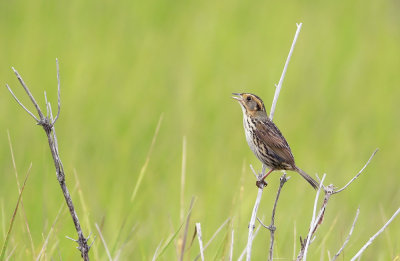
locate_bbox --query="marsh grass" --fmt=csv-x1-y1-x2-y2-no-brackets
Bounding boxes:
1,0,400,259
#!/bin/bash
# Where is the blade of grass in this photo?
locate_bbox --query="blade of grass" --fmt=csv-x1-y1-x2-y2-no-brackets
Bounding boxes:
157,197,195,260
4,245,16,261
130,113,163,202
1,199,5,240
95,223,112,261
1,163,32,261
211,229,229,261
7,130,35,256
36,203,64,261
194,218,230,261
111,114,163,255
73,169,99,260
180,136,187,223
113,224,137,261
179,197,195,261
151,240,163,261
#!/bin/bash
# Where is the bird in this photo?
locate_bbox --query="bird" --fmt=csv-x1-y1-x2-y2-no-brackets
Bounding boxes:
232,93,319,189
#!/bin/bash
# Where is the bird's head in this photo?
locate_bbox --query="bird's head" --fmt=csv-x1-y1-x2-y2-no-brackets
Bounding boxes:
232,93,267,117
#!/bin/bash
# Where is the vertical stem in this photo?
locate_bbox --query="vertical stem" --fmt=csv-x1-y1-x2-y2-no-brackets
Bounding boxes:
268,173,288,260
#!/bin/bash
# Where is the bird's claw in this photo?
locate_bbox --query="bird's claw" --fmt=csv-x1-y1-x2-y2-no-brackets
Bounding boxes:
256,179,268,189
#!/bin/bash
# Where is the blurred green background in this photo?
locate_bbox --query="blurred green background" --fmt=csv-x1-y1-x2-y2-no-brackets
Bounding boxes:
1,0,399,260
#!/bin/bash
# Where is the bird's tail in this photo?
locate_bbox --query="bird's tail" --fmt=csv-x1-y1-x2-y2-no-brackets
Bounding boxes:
296,168,319,190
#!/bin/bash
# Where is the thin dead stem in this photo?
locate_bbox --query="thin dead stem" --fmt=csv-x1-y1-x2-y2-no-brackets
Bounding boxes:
270,22,302,121
6,60,91,260
267,173,289,260
194,218,230,261
195,223,204,261
333,149,378,194
246,23,303,261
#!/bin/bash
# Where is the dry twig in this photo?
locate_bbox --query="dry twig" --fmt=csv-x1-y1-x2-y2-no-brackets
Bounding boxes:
246,165,266,261
6,59,91,260
257,173,289,260
229,229,234,261
296,150,378,261
194,218,230,261
195,223,205,261
246,22,302,261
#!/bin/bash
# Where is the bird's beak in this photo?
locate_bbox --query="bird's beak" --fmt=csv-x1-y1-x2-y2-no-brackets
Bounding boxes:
232,93,243,102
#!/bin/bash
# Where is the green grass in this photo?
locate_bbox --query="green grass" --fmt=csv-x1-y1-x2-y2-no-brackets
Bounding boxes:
1,0,400,259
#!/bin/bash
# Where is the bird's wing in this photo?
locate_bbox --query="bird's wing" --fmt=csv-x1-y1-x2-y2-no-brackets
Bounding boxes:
254,119,295,165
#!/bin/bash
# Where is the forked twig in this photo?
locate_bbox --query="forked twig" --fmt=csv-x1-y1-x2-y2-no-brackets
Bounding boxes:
246,22,303,261
267,173,289,260
297,150,378,260
6,60,90,260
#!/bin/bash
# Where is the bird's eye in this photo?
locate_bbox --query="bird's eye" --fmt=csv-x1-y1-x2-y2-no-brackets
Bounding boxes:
246,96,252,101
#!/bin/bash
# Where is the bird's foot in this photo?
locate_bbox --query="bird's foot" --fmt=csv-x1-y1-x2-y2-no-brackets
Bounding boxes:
256,179,268,189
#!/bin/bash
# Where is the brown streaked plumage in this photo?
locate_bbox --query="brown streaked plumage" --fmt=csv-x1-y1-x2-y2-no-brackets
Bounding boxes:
232,93,319,189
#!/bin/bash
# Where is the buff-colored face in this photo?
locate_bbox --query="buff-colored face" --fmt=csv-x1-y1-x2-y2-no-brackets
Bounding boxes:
232,93,266,116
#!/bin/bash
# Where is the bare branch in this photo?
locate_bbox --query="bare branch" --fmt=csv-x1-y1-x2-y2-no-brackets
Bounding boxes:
7,63,91,260
11,67,45,120
238,224,261,261
333,149,378,194
350,207,400,261
244,23,303,259
302,174,326,260
268,173,289,260
249,164,259,179
257,217,272,231
270,23,302,120
246,166,266,261
332,208,360,261
6,84,39,122
245,23,303,260
195,223,205,261
194,217,230,261
53,58,61,125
